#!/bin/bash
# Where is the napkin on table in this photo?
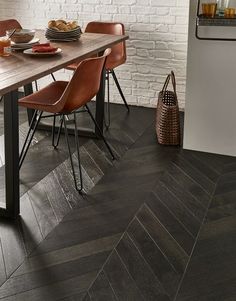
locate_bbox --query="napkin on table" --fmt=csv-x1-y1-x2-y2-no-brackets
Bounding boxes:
32,43,58,53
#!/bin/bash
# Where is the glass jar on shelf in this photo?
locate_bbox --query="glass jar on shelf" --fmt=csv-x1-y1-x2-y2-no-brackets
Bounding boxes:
202,0,217,18
217,0,229,16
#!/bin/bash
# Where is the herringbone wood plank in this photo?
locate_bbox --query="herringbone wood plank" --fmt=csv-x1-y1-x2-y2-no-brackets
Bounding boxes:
176,159,236,301
88,271,117,300
0,102,157,296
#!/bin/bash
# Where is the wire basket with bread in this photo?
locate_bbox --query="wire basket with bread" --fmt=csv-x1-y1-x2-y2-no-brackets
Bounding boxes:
45,19,82,41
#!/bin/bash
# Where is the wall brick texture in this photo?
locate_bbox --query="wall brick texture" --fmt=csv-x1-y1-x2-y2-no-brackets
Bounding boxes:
0,0,189,108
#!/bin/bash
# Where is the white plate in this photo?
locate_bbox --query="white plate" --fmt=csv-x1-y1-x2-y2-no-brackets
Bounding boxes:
23,47,62,56
11,43,40,51
11,38,40,47
46,27,81,33
45,33,81,38
46,33,81,37
45,37,79,42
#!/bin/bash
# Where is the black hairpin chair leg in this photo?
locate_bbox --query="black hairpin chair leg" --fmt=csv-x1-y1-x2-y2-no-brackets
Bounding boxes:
52,114,63,148
85,104,115,160
19,110,43,169
35,73,55,93
51,73,56,81
63,113,83,192
35,81,39,91
104,71,111,128
111,69,129,112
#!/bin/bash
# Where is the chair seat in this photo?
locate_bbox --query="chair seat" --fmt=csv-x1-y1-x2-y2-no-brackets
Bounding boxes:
19,81,68,113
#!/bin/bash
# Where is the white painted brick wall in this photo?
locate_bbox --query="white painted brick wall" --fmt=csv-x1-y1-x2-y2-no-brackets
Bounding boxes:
0,0,189,108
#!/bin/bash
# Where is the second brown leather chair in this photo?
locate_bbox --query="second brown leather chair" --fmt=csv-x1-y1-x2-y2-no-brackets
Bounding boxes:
67,21,129,127
0,19,22,35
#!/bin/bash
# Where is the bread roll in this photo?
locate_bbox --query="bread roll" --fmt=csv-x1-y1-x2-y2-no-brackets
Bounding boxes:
57,19,67,25
71,21,78,29
48,19,79,31
48,20,57,28
56,22,68,31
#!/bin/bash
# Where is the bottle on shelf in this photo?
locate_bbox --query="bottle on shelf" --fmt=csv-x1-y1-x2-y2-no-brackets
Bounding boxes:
217,0,229,16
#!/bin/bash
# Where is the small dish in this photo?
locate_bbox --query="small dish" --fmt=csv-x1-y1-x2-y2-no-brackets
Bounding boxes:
11,38,40,47
23,48,62,56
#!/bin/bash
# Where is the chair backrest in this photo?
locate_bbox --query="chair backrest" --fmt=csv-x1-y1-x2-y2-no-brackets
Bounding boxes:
0,19,22,36
57,48,111,113
85,21,126,70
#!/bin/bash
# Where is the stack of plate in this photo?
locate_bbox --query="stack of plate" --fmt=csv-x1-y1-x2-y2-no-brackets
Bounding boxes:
45,27,82,42
11,38,40,50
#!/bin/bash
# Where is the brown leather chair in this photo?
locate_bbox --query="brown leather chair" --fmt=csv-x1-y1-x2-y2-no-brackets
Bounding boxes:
19,48,114,192
0,19,22,35
0,20,22,102
67,21,129,127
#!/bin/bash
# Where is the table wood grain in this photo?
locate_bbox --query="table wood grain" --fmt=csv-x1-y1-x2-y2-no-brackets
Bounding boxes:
0,30,129,96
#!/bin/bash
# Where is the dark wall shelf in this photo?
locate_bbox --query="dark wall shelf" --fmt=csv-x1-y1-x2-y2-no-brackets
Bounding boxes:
196,0,236,40
197,15,236,27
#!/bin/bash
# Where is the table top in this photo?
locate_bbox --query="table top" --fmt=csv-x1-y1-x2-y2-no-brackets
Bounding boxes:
0,30,128,96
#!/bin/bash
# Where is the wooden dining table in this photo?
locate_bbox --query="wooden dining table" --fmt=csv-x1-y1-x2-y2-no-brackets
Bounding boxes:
0,30,128,219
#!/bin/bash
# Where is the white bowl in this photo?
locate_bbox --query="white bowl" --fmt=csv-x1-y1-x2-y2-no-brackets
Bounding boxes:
7,29,35,44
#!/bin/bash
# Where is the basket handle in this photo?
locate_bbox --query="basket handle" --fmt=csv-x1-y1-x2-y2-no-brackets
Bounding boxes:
161,71,177,96
161,74,171,93
170,71,177,95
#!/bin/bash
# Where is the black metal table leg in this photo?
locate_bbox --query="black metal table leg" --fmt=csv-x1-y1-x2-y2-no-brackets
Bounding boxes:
23,83,35,125
95,67,106,137
0,90,19,219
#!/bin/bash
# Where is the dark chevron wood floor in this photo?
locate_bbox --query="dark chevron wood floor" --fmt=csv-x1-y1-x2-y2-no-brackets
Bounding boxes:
84,149,236,301
0,101,236,300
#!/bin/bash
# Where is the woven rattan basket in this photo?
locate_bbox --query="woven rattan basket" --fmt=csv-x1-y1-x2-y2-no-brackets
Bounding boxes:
156,71,180,145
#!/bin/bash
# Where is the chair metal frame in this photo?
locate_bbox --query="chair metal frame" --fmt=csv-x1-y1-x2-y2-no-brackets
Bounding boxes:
105,69,129,127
